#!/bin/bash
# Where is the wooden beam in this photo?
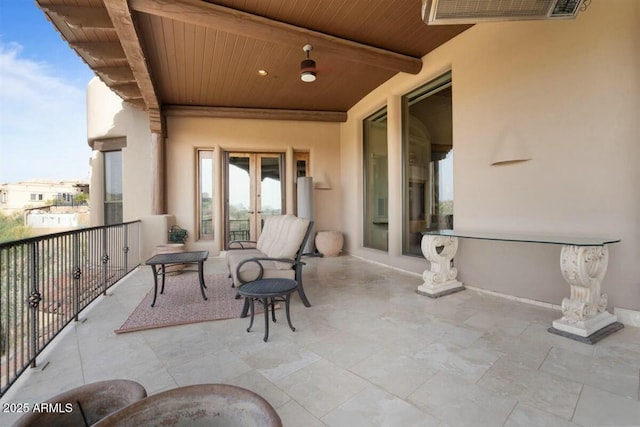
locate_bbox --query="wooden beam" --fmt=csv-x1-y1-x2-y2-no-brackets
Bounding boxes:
148,108,164,135
432,143,453,153
129,0,422,75
70,42,126,61
95,66,136,84
90,137,127,152
42,5,113,29
111,83,142,98
164,105,347,122
103,0,161,118
125,98,147,109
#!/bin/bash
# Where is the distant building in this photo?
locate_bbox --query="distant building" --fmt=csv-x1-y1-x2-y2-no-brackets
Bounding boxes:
0,180,89,215
24,205,90,236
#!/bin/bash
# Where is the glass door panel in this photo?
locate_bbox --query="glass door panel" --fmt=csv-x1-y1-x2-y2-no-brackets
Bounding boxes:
363,108,388,251
226,153,284,243
228,154,253,242
258,155,283,233
402,72,453,256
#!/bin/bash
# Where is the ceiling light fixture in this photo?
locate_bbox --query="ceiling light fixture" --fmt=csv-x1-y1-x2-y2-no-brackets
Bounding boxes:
300,44,316,83
257,69,268,76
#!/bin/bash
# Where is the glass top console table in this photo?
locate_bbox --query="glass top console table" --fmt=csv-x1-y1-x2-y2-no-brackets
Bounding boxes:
419,230,622,344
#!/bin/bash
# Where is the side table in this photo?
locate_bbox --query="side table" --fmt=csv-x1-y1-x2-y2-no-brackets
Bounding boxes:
237,278,298,342
145,250,209,307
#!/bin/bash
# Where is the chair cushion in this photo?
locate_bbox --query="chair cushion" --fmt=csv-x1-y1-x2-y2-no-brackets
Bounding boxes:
231,258,295,285
226,248,261,272
257,215,310,259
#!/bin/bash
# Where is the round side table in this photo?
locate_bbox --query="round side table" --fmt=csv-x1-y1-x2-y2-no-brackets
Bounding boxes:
237,278,298,342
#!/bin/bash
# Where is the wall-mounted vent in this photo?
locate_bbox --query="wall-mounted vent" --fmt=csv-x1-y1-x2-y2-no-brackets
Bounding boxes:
422,0,585,25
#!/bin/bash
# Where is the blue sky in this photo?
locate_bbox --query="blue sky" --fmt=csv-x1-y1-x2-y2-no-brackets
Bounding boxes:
0,2,95,183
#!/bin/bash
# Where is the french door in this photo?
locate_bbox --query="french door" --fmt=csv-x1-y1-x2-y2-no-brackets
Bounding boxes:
224,152,285,243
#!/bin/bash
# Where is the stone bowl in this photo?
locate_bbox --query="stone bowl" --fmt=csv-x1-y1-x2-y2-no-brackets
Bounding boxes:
93,384,282,427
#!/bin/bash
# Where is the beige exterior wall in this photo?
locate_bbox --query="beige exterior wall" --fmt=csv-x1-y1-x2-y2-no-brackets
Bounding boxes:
340,0,639,310
165,116,342,255
87,77,129,142
87,78,154,227
120,108,154,223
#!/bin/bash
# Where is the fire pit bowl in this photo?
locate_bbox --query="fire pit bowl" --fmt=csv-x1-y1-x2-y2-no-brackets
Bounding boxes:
93,384,282,427
13,379,147,427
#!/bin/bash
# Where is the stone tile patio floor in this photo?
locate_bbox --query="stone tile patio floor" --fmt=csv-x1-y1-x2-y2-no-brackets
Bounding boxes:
1,255,639,426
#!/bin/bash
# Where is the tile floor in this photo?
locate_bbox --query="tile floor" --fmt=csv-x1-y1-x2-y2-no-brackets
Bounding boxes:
1,255,639,426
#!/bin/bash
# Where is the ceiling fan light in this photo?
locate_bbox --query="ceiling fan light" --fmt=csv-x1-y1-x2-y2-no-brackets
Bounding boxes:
301,71,316,82
300,58,316,82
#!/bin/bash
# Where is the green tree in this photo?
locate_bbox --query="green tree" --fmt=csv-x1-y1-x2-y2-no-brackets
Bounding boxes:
439,200,453,215
73,193,89,205
0,212,32,244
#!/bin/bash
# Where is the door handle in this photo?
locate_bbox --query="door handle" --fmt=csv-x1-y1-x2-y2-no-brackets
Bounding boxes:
247,210,254,214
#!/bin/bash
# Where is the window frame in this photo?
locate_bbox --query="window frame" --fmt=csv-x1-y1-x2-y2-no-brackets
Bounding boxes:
197,149,214,241
401,71,454,256
362,106,389,251
103,150,123,225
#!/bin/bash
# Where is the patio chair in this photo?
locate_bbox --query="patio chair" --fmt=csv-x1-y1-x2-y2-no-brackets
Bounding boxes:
226,214,314,316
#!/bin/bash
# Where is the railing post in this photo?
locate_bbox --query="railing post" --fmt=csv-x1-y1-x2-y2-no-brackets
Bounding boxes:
102,227,109,295
123,223,129,274
72,233,81,321
28,242,41,368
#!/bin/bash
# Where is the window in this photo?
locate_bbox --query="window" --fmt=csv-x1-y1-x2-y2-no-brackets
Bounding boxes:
363,107,388,251
402,72,453,256
198,150,214,240
295,151,309,178
104,150,123,225
293,151,310,217
30,194,37,201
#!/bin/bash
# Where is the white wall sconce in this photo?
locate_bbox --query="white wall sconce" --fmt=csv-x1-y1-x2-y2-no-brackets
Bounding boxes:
313,171,332,190
490,127,532,166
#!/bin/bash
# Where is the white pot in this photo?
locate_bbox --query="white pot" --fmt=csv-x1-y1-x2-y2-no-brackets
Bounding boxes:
315,231,343,257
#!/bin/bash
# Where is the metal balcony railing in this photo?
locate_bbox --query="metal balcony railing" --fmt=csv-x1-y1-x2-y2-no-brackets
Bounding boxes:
0,221,141,396
229,219,250,241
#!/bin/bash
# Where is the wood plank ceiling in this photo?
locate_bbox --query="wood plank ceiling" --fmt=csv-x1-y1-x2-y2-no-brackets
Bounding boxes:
36,0,470,128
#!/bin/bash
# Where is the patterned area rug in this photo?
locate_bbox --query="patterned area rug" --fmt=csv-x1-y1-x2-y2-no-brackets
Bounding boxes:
115,273,247,333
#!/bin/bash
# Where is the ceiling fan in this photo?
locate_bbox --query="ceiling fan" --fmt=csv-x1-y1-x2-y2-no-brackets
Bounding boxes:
300,44,317,83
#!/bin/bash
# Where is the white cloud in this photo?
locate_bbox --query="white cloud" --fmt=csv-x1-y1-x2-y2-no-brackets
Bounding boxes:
0,42,91,183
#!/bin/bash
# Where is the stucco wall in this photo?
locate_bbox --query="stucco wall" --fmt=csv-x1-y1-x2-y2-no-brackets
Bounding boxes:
341,0,639,311
87,77,129,142
165,116,342,255
120,108,153,223
87,78,154,227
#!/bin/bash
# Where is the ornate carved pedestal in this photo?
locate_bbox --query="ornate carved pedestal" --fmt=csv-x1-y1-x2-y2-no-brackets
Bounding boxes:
418,235,464,298
549,245,623,343
418,230,622,343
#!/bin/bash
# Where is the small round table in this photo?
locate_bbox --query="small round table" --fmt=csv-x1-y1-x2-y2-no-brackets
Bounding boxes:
237,278,298,342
